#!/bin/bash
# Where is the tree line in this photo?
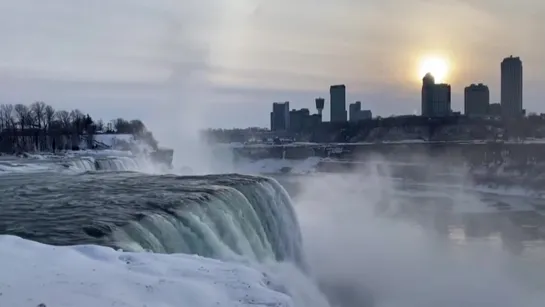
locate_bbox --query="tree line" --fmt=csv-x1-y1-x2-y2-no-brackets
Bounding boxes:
0,101,157,153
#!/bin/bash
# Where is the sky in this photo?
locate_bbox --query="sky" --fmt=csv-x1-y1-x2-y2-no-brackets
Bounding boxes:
0,0,544,140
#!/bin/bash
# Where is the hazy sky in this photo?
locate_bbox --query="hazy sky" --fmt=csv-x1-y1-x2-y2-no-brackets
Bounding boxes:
0,0,543,140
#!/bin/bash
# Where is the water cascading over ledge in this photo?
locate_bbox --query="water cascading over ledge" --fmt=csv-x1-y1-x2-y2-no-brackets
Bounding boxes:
1,172,306,268
103,174,306,267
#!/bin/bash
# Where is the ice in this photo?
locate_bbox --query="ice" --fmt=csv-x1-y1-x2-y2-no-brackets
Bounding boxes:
0,235,296,307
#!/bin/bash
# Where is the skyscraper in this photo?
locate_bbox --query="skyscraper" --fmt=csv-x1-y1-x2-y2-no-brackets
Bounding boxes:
501,56,523,118
421,73,435,117
270,102,289,131
421,73,451,117
464,83,490,117
330,85,347,122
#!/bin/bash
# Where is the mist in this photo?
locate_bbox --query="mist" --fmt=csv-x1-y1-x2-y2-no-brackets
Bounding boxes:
291,156,545,307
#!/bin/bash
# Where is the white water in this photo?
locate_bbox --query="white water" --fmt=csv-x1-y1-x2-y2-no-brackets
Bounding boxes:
0,150,171,174
2,153,545,307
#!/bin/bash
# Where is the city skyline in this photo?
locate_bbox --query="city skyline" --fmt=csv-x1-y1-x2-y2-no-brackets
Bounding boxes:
269,55,528,125
0,1,543,138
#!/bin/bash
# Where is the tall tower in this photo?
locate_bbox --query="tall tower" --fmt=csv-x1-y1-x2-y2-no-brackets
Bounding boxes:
501,56,523,118
421,73,435,117
330,85,347,122
315,98,325,116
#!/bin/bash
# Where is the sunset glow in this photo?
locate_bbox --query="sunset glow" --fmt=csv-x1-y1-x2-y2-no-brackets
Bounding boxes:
418,56,450,83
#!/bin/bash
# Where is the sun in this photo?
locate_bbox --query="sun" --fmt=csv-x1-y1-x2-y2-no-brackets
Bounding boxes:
418,56,449,83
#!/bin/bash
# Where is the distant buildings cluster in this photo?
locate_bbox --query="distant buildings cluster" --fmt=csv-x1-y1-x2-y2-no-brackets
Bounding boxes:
424,55,524,118
270,55,525,133
270,85,372,132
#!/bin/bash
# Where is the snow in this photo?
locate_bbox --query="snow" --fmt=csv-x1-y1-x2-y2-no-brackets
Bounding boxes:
94,134,134,147
0,235,296,307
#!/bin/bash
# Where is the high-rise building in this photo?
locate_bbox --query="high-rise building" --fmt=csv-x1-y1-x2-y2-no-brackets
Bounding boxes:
432,84,451,116
421,73,435,117
289,108,310,133
349,101,372,122
501,56,523,118
349,101,361,122
421,73,451,117
330,85,347,122
464,83,490,117
270,102,289,131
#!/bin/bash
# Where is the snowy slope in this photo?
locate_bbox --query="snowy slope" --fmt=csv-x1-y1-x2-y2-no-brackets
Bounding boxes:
0,236,301,307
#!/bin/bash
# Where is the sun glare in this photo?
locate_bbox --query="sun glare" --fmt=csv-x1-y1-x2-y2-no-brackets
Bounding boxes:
418,56,449,83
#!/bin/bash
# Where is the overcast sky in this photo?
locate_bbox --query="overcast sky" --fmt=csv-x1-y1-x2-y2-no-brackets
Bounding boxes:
0,0,543,143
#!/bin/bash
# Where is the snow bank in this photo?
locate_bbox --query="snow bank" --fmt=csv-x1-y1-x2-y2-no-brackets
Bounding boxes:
0,236,295,307
94,134,134,147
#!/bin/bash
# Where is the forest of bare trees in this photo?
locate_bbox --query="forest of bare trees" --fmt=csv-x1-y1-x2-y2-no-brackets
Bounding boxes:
0,101,157,153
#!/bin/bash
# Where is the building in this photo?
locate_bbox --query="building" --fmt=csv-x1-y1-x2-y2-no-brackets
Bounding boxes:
464,83,490,117
501,56,523,118
421,73,435,117
330,85,347,122
421,73,451,117
489,103,502,117
315,98,325,116
349,101,372,122
289,108,310,133
432,84,451,116
270,102,289,131
349,101,361,122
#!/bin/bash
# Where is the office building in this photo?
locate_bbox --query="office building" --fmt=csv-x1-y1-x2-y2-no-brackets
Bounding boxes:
421,73,451,117
464,83,490,117
421,73,435,117
270,102,289,131
501,56,523,118
289,108,310,133
330,85,347,122
349,101,361,122
349,101,372,122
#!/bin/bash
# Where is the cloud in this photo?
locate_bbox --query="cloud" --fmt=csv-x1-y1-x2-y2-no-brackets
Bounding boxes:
0,0,543,131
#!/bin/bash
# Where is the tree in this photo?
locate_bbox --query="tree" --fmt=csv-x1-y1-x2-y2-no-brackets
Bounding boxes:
44,105,56,130
56,110,71,129
129,119,146,134
95,119,104,132
30,101,47,129
0,104,14,130
14,104,31,130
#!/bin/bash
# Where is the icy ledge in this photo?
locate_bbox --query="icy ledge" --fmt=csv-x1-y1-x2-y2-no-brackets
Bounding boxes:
0,235,296,307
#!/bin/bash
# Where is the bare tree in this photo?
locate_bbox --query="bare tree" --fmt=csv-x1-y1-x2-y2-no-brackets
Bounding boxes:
95,119,104,132
30,101,47,129
44,105,55,130
0,104,8,130
2,104,15,129
56,110,71,129
14,104,31,130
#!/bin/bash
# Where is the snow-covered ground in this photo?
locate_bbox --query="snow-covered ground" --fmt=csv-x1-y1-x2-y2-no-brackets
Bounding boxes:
0,235,325,307
94,134,134,147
